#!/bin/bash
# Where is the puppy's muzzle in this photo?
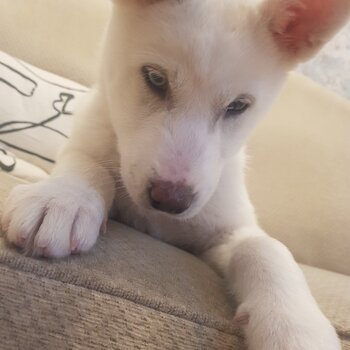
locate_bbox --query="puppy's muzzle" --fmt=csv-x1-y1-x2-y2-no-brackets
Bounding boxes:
149,180,195,215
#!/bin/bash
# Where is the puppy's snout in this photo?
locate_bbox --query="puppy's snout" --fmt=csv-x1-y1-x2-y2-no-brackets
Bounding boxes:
149,180,195,215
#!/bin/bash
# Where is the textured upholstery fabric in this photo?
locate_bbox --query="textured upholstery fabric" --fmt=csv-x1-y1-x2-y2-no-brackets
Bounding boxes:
0,223,237,329
0,266,244,350
0,219,350,349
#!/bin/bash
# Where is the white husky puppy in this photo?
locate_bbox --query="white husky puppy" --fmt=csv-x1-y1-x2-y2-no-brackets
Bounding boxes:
2,0,349,348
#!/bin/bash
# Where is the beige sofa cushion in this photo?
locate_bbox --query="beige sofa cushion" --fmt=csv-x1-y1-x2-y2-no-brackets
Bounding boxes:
0,0,111,86
1,220,350,348
247,73,350,276
0,266,244,350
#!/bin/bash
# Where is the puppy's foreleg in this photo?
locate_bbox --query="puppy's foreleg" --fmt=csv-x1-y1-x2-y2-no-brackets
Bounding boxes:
203,227,341,350
2,90,117,257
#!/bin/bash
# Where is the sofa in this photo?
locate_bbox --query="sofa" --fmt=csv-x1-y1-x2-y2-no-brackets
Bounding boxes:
0,0,349,349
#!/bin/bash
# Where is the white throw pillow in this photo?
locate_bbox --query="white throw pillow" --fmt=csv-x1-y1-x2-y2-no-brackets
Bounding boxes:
0,50,88,174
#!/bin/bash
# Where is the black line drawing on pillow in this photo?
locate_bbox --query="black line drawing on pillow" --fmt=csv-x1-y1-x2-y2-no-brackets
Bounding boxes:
0,92,74,137
0,55,88,165
0,140,55,164
0,61,38,97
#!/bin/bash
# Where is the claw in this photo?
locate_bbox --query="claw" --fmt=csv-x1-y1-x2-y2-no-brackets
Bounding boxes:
16,235,27,248
233,311,250,327
37,240,48,249
42,247,51,258
71,237,79,252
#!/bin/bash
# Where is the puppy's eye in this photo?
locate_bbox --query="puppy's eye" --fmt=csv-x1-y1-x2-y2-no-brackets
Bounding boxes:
225,95,254,118
142,65,168,98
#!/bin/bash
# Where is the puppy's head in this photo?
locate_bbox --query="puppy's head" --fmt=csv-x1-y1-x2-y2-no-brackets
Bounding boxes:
105,0,349,218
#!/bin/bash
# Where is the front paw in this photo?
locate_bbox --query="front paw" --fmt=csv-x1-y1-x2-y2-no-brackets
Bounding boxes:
1,178,105,258
237,302,341,350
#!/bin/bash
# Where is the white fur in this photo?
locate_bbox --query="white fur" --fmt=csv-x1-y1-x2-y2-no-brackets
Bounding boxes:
3,178,104,257
2,0,349,348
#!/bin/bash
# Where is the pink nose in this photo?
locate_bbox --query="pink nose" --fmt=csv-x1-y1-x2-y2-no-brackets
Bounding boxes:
149,180,195,214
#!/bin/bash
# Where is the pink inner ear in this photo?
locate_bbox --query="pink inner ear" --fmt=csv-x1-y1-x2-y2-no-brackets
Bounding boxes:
271,0,333,54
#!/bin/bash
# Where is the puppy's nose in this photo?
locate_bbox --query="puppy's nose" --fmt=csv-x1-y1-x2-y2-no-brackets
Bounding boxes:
149,180,194,214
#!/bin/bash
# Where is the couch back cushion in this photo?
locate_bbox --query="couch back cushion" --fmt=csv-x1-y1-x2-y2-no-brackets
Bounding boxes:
0,0,110,86
247,74,350,276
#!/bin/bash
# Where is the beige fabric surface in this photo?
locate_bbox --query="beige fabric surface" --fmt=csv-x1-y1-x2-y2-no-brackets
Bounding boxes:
247,73,350,276
0,223,237,331
0,216,350,348
0,263,349,350
0,266,243,350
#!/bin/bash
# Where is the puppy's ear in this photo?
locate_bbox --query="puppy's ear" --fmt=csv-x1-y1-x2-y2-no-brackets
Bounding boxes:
262,0,350,62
